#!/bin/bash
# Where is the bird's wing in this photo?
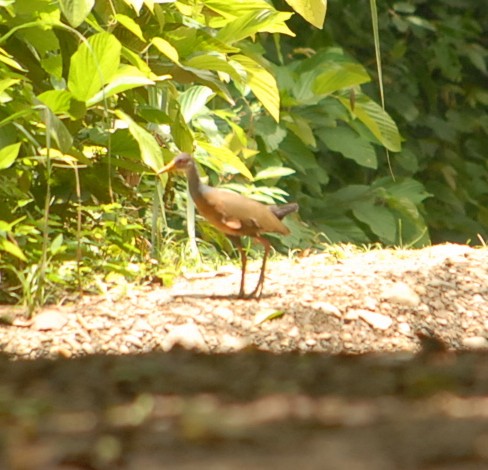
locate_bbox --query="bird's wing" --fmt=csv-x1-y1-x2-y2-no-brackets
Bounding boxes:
203,188,288,236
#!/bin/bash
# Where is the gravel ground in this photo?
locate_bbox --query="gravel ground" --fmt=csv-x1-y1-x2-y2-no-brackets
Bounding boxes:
1,243,488,359
2,243,488,470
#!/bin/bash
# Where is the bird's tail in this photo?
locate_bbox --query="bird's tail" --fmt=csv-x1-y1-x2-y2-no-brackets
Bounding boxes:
269,202,299,220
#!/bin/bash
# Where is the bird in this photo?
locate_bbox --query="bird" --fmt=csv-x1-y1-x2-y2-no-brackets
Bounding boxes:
159,152,298,298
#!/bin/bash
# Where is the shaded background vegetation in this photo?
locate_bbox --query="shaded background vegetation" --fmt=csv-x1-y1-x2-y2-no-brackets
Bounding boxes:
0,0,486,308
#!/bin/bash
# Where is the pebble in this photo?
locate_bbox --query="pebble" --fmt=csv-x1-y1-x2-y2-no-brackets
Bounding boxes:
381,282,421,307
358,311,393,330
462,336,488,349
398,322,411,335
32,310,68,331
311,302,341,318
160,322,208,352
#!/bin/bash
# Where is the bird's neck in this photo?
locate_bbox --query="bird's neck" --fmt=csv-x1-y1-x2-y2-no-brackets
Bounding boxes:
186,161,206,200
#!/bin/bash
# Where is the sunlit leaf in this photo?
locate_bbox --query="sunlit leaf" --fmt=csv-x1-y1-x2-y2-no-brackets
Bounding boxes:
68,32,121,102
217,9,294,44
313,62,370,96
151,37,180,64
87,65,158,106
0,238,27,261
338,95,402,152
115,13,146,42
254,166,295,181
59,0,94,28
37,90,73,114
232,55,280,122
284,0,327,29
0,142,21,170
115,110,164,172
184,54,241,82
198,141,253,180
178,86,215,123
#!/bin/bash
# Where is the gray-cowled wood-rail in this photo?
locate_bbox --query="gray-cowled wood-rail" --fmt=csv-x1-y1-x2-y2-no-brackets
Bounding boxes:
159,152,298,298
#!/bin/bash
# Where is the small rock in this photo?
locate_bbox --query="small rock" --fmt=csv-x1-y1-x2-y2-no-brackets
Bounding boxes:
213,307,234,321
305,338,317,347
398,322,411,335
345,310,360,321
311,302,341,318
32,310,68,331
381,282,421,307
358,311,393,330
160,322,208,352
462,336,488,349
220,334,248,352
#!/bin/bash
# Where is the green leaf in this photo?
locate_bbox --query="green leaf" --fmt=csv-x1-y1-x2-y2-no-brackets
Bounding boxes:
374,177,432,205
115,110,164,172
41,107,73,153
59,0,94,28
37,90,72,114
217,9,294,44
87,65,156,106
184,53,241,82
0,142,21,169
0,238,27,261
338,95,402,152
151,37,180,65
352,201,397,243
115,14,145,42
178,86,215,123
316,126,377,169
254,166,295,181
313,62,370,96
232,55,280,122
284,0,327,29
198,142,253,180
68,32,121,103
285,114,316,147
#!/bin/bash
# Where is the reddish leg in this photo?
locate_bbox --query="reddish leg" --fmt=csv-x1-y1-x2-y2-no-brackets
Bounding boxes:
249,237,270,299
231,237,247,298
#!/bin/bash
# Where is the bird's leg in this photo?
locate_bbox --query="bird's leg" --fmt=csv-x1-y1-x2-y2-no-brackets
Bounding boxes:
249,237,270,299
231,236,247,298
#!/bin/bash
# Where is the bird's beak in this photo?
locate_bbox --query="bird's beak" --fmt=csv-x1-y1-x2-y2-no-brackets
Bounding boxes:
157,159,177,175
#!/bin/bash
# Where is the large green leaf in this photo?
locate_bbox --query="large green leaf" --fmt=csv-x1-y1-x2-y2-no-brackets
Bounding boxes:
352,201,397,243
178,86,215,123
316,126,377,169
217,9,294,44
37,90,72,114
313,62,370,96
0,237,27,261
151,37,180,65
41,107,73,153
115,110,164,173
87,65,157,106
232,55,280,122
59,0,94,28
115,14,145,42
68,32,121,103
0,142,21,170
198,141,253,180
254,166,295,181
184,54,241,82
284,0,327,29
374,177,432,204
338,95,402,152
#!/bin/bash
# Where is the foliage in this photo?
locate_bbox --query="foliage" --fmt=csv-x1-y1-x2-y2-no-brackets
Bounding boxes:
1,0,484,309
307,0,488,243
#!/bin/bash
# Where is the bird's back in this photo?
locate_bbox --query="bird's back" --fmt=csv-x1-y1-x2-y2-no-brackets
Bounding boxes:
193,186,295,237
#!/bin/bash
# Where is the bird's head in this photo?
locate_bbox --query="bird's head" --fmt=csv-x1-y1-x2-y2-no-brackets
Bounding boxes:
159,152,193,174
